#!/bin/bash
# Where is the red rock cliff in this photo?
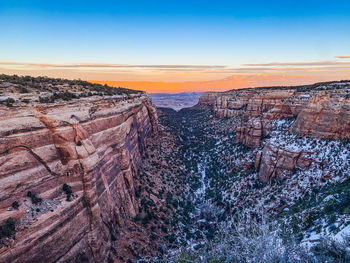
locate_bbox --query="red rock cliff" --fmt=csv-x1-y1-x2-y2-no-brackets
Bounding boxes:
0,94,158,263
199,82,350,148
199,81,350,183
291,90,350,139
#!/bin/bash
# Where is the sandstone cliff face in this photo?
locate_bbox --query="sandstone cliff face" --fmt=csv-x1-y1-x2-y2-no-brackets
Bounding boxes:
0,94,158,263
255,142,313,182
198,92,219,106
208,89,294,119
291,91,350,139
235,118,264,148
200,81,350,183
200,82,350,149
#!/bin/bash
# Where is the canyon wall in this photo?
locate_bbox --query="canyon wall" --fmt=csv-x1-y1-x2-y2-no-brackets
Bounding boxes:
198,92,219,106
199,81,350,182
291,90,350,139
0,94,158,263
199,83,350,145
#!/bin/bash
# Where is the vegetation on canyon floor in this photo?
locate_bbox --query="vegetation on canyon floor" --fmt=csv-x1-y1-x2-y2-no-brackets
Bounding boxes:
133,103,350,262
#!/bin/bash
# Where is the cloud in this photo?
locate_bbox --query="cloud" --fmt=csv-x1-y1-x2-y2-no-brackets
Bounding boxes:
0,61,226,70
2,60,349,76
244,61,350,67
336,56,350,59
1,59,349,84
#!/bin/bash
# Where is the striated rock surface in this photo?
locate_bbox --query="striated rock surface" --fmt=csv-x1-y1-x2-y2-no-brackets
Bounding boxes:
0,93,158,263
291,91,350,139
199,81,350,184
236,118,264,148
210,89,294,119
198,92,219,106
256,142,313,182
199,82,350,148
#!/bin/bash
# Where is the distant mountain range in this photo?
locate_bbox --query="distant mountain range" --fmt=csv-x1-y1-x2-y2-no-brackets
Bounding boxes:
150,92,204,111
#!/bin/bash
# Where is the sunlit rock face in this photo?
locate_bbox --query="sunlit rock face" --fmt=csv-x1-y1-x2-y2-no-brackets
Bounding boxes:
209,89,293,119
0,94,158,263
198,92,219,106
291,91,350,139
200,82,350,149
255,142,313,183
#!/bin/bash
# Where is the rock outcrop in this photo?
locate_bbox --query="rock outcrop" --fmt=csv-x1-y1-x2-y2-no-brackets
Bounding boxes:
198,92,219,106
236,118,264,148
291,91,350,139
0,94,158,263
208,89,294,119
255,142,313,182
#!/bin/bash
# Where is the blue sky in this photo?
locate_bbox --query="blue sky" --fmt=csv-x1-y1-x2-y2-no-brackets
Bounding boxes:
0,0,350,89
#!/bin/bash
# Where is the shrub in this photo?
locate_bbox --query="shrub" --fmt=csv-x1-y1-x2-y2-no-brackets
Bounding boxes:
162,209,350,263
19,87,29,93
27,191,42,204
39,96,55,103
5,98,15,107
11,201,19,210
0,218,16,238
62,184,73,201
61,91,77,101
312,236,350,263
133,214,142,222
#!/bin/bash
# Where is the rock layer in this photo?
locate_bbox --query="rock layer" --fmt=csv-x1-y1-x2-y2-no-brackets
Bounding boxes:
200,81,350,183
0,94,158,263
256,142,313,182
199,82,350,148
291,91,350,139
236,118,264,148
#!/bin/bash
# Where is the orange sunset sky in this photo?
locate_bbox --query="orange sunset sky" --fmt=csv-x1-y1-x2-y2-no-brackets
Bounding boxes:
1,60,350,93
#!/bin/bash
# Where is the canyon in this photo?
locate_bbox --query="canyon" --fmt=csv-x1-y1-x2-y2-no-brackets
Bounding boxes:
200,82,350,183
0,76,165,263
0,76,350,262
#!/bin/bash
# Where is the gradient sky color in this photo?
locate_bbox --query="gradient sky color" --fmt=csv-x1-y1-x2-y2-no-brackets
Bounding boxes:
1,0,350,92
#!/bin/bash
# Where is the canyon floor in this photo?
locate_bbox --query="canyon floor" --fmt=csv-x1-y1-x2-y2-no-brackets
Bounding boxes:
138,103,350,262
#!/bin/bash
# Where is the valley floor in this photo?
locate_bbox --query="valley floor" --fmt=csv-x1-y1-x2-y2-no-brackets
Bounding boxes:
136,105,350,262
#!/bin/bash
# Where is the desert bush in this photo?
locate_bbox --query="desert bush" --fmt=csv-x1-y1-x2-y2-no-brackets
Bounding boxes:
312,235,350,263
160,213,350,263
0,218,16,239
63,183,73,201
11,201,19,210
4,97,15,107
27,191,42,204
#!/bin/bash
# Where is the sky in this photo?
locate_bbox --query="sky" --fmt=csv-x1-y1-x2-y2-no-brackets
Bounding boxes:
1,0,350,92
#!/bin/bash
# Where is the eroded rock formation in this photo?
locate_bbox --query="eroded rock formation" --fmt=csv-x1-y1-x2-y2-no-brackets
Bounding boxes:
198,92,219,106
255,142,313,182
200,81,350,183
0,94,158,263
291,91,350,139
200,82,350,149
236,118,264,148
